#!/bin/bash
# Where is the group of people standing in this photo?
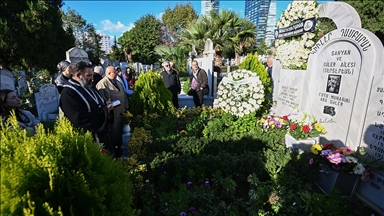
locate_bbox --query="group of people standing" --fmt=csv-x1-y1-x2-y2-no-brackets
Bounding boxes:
56,60,131,158
160,60,209,108
0,58,210,157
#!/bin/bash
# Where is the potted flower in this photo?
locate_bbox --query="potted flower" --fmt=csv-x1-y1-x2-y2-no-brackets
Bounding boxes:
310,143,372,196
120,110,133,133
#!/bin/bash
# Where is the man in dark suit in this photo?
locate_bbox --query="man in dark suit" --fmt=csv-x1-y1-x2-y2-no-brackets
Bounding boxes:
160,61,181,108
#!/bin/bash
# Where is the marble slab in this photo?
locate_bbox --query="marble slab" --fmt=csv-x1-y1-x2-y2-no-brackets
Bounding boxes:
301,27,384,149
66,47,90,67
274,69,305,116
35,84,59,121
359,75,384,174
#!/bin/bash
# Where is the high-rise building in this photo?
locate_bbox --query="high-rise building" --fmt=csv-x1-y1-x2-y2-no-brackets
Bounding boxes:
245,0,276,46
201,0,220,17
99,33,111,54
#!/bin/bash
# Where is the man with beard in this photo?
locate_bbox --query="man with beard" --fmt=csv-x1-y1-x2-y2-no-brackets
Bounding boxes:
96,66,129,158
60,61,113,153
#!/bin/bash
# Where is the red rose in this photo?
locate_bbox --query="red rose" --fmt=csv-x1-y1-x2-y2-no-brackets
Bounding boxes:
289,124,297,130
302,125,311,133
283,116,288,121
322,143,334,149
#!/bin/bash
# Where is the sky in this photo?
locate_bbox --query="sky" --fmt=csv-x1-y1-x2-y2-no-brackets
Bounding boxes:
62,1,332,40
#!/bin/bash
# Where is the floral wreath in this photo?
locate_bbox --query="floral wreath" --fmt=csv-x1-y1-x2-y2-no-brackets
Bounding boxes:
275,0,319,70
217,69,264,117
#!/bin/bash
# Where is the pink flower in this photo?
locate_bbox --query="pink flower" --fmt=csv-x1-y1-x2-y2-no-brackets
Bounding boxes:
189,206,196,212
361,169,372,182
39,75,44,80
340,147,354,156
326,152,343,164
309,158,313,165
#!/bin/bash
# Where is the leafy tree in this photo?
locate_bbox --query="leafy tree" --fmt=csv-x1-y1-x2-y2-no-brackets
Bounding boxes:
108,36,124,62
341,0,384,44
61,7,101,64
161,2,198,46
118,14,162,64
0,0,74,91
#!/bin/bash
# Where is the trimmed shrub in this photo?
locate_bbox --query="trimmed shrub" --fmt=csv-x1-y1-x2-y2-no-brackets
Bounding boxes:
0,116,133,216
129,71,173,116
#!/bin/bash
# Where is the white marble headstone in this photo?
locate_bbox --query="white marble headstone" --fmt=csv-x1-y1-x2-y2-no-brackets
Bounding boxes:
0,69,15,91
17,77,28,95
274,69,305,116
354,75,384,212
35,84,59,121
66,47,90,67
300,2,384,213
203,38,215,58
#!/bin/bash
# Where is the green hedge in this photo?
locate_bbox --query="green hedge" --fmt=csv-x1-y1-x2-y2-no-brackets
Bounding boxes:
0,116,134,215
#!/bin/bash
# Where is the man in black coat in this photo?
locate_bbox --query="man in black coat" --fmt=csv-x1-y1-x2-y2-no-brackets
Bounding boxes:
160,61,181,108
60,61,113,154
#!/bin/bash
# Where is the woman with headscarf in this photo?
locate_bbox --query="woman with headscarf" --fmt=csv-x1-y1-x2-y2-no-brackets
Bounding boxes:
55,60,72,94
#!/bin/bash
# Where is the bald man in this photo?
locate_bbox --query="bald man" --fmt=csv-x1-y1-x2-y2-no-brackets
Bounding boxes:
96,66,129,158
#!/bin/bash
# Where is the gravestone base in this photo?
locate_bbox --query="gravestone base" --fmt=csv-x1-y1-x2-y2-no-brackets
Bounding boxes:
121,126,131,158
355,170,384,214
316,164,359,197
178,95,214,108
285,134,319,152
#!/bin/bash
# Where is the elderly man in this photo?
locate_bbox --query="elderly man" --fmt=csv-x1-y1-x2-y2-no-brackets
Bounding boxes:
160,60,181,108
55,60,72,94
60,61,112,153
92,66,103,88
96,66,128,158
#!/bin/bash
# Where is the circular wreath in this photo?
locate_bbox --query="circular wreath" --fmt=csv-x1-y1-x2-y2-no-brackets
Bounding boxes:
217,69,264,117
275,0,319,70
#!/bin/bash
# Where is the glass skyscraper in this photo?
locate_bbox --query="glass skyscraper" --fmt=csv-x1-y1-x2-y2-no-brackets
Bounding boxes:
201,0,220,17
245,0,276,46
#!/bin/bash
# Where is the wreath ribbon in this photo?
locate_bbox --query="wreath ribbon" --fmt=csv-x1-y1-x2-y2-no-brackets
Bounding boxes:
222,76,260,86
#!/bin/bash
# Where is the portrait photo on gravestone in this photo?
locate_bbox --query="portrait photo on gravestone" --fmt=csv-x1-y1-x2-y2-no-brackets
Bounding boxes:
326,74,341,94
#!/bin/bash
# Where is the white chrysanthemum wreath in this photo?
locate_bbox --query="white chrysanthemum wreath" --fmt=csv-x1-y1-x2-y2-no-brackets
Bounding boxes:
217,69,264,117
275,0,319,70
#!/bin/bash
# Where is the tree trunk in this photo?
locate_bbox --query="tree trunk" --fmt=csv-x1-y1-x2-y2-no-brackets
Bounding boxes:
235,52,241,66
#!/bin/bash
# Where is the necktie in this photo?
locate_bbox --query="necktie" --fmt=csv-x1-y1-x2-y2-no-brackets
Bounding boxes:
111,80,119,91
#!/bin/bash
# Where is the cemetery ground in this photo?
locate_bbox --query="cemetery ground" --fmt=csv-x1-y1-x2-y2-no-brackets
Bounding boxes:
1,107,380,215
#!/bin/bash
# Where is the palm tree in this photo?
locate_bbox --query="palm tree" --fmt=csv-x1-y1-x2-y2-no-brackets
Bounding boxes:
155,45,190,72
181,9,256,66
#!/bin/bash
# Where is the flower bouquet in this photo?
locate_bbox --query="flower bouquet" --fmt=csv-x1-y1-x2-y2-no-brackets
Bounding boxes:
217,69,264,117
310,143,371,181
285,112,326,140
258,114,287,130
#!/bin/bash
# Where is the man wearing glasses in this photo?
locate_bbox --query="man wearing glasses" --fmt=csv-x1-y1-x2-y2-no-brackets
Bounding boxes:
160,61,181,108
